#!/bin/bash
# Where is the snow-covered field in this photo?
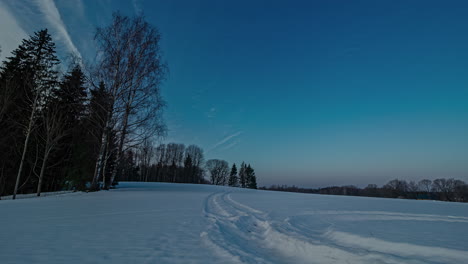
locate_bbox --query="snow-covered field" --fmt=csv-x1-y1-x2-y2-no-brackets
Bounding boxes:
1,182,468,264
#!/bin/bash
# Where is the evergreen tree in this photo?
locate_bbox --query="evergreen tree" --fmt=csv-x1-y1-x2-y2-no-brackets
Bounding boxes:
0,29,60,198
245,164,257,189
228,163,238,187
61,81,111,190
0,53,26,196
54,65,89,190
55,65,87,126
239,162,246,188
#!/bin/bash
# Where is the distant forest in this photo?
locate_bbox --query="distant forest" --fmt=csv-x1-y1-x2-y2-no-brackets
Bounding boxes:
118,142,257,189
0,13,256,199
261,178,468,203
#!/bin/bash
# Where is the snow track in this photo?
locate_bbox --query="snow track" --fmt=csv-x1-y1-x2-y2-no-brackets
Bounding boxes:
202,191,468,264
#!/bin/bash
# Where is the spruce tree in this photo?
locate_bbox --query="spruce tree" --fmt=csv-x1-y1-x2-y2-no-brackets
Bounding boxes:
0,44,27,196
245,164,257,189
55,65,89,190
239,162,246,188
2,29,60,199
228,163,238,187
55,65,87,126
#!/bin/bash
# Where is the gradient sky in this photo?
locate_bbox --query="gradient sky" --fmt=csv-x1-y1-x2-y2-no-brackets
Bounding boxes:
1,0,468,187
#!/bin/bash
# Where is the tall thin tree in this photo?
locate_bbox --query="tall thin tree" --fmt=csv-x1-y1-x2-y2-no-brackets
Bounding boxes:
93,13,167,189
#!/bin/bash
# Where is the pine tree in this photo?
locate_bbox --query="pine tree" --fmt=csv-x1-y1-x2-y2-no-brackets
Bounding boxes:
54,65,89,190
228,163,238,187
55,65,87,126
1,29,60,199
239,162,246,188
245,164,257,189
0,45,27,196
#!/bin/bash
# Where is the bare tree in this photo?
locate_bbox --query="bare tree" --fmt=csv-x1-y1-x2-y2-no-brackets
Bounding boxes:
164,143,185,182
432,178,457,201
155,144,166,164
418,179,432,193
186,145,204,168
383,179,408,198
406,181,419,199
93,12,167,189
206,159,229,185
175,144,186,168
453,180,468,202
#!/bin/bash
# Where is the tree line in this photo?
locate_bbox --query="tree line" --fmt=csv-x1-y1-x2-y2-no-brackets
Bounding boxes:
261,178,468,203
118,142,205,184
116,141,258,189
207,161,257,189
0,13,168,199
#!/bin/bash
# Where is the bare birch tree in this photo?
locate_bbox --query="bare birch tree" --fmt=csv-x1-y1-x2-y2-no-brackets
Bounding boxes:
93,13,167,189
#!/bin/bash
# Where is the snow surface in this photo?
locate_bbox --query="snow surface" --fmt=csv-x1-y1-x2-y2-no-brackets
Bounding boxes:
1,182,468,264
1,190,76,200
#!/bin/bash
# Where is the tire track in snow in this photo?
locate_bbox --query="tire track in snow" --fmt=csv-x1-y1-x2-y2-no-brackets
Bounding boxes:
277,212,468,264
202,191,419,264
306,210,468,223
202,192,272,264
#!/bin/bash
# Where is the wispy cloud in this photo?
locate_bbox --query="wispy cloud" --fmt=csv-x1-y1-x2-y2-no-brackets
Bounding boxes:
209,131,243,152
222,139,241,150
0,0,83,61
0,2,28,61
34,0,82,59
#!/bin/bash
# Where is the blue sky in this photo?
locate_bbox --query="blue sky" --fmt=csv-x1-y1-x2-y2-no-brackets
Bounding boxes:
1,0,468,187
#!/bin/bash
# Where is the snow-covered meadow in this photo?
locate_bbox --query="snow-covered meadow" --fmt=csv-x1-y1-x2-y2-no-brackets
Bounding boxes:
1,182,467,264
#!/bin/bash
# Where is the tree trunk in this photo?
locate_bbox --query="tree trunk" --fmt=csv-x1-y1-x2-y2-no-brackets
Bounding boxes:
13,94,38,200
91,154,101,188
108,106,130,188
91,131,107,188
37,149,49,196
101,137,112,189
91,108,113,189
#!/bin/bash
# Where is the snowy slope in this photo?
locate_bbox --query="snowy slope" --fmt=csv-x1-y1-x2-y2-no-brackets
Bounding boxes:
1,182,467,264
